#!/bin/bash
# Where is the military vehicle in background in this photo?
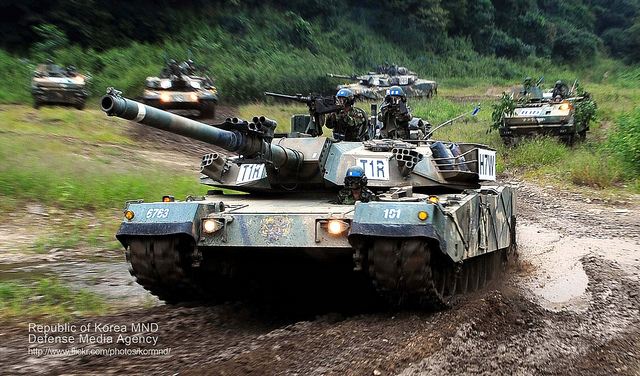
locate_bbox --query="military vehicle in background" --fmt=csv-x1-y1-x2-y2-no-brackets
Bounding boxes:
142,59,218,118
100,87,515,309
496,78,596,145
31,61,89,110
327,63,438,100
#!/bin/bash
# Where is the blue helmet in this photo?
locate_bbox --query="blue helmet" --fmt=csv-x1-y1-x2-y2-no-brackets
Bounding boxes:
344,166,367,188
386,86,406,102
336,88,355,106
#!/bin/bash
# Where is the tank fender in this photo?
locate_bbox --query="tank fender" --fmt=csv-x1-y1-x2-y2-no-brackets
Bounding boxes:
115,202,206,247
348,201,446,251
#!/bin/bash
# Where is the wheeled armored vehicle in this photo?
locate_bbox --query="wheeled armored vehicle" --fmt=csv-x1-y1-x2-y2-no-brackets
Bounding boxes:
31,62,89,109
101,88,515,309
142,59,218,118
327,64,438,101
498,81,593,145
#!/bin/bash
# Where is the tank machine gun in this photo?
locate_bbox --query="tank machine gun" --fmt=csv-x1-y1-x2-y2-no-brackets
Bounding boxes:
101,88,515,309
264,92,343,137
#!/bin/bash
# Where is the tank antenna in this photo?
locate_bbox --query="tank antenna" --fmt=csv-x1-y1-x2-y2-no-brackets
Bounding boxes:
423,104,481,140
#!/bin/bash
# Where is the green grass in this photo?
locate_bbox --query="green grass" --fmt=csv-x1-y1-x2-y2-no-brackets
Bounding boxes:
0,278,107,321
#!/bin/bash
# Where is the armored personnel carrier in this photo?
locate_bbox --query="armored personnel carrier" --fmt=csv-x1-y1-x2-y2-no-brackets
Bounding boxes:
497,80,594,145
31,62,89,109
101,88,515,309
142,59,218,118
327,64,438,100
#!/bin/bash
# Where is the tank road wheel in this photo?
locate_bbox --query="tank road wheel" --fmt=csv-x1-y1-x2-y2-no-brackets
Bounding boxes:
75,99,86,110
366,237,455,309
200,101,216,118
127,235,208,304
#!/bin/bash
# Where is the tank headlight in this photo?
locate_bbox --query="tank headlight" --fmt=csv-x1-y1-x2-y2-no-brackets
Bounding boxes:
160,81,172,89
418,211,428,220
190,94,199,102
429,196,439,204
124,210,135,221
327,220,350,235
560,102,570,111
74,75,85,83
160,93,170,102
209,88,217,94
162,195,174,202
203,219,223,233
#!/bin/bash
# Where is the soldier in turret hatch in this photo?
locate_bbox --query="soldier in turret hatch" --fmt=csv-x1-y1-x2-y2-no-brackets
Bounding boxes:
325,88,370,141
378,86,414,139
337,166,378,205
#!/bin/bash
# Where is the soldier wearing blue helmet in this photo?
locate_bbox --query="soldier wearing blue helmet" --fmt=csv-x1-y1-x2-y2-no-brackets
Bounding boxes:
325,88,370,141
377,86,414,139
336,166,378,204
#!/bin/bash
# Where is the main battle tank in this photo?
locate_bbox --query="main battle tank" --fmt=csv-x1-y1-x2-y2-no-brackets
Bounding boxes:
327,64,438,101
31,62,89,109
101,88,516,309
498,80,594,145
142,59,218,118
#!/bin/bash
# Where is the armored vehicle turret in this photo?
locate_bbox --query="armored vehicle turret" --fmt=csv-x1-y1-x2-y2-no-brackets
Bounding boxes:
101,88,515,309
327,63,438,101
31,62,89,109
142,59,218,118
496,79,596,145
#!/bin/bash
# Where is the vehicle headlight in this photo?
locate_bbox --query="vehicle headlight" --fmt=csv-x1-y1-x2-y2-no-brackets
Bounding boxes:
203,219,224,233
160,93,171,102
160,81,172,89
327,220,350,235
560,102,570,111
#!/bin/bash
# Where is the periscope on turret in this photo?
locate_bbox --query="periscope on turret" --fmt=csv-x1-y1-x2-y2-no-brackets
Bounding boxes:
101,88,515,309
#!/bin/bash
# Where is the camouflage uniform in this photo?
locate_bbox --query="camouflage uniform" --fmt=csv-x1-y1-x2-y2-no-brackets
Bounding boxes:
337,187,378,205
378,101,413,139
325,106,369,141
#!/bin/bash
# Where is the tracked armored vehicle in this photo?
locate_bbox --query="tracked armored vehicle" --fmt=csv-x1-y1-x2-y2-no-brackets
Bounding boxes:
142,59,218,118
327,64,438,101
31,62,88,109
498,81,594,145
101,88,515,309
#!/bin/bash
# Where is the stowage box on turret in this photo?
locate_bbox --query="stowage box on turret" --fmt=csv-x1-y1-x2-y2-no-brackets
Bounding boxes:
101,88,516,309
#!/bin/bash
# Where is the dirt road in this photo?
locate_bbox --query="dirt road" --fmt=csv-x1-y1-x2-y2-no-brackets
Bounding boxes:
1,122,639,375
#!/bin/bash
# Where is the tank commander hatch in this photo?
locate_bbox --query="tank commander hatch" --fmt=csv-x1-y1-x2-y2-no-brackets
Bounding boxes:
336,166,378,205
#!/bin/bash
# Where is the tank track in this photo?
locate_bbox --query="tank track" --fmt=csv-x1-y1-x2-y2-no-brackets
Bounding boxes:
126,236,210,304
365,237,507,309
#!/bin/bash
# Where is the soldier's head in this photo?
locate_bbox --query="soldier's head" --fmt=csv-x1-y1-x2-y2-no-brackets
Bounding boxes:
524,77,532,85
344,166,368,189
336,88,355,107
554,94,562,102
555,80,563,88
385,86,406,104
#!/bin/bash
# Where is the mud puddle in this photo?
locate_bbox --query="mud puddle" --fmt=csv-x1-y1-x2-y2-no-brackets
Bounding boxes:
517,223,640,313
1,258,160,308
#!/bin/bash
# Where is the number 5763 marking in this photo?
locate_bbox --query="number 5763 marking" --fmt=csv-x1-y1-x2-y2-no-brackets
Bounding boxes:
146,208,169,219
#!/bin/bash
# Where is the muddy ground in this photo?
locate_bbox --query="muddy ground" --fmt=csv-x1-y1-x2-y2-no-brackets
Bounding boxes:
1,120,640,375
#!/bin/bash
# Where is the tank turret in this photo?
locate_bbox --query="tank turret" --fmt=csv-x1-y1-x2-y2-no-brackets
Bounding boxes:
102,88,493,194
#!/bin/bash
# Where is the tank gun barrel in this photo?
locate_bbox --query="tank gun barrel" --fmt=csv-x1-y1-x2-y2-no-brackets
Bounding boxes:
326,73,358,80
100,88,303,170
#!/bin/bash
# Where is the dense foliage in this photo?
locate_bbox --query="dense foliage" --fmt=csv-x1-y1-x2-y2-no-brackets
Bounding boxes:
1,0,639,62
